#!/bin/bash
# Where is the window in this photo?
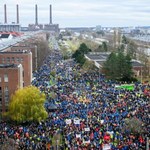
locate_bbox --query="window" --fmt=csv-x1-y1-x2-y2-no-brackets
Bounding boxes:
6,57,10,63
0,98,2,105
0,87,2,97
12,57,15,63
20,58,23,63
2,58,5,63
4,74,8,82
16,57,20,62
4,86,8,92
0,87,2,96
4,87,9,104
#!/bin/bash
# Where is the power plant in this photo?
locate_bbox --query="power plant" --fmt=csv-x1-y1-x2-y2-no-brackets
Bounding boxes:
0,4,21,32
0,4,59,33
28,4,59,33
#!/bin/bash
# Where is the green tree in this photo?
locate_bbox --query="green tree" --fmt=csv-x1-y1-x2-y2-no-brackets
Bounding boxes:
103,52,133,81
122,35,128,44
127,41,137,59
122,118,145,134
82,59,97,72
103,52,118,79
102,42,108,52
117,44,125,52
5,86,48,123
96,42,108,52
122,54,133,79
72,43,91,65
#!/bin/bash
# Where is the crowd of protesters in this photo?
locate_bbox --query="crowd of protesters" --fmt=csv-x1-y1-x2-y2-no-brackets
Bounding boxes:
0,49,149,150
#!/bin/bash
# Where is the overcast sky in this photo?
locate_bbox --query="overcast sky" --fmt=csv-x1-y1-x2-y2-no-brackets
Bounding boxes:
0,0,150,27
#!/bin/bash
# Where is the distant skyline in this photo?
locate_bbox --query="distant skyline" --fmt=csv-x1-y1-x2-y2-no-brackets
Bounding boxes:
0,0,150,28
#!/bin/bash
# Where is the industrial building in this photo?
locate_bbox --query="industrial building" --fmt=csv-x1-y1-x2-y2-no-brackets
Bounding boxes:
0,4,21,32
0,4,59,33
28,4,59,33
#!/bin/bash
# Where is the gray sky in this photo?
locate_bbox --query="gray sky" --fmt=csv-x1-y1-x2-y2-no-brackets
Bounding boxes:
0,0,150,27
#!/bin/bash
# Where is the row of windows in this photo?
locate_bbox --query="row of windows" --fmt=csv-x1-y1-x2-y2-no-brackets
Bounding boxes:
2,57,23,64
0,74,8,82
0,86,8,92
0,86,9,105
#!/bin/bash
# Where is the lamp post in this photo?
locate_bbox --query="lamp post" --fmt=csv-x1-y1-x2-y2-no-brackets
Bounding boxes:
140,65,142,83
146,137,149,150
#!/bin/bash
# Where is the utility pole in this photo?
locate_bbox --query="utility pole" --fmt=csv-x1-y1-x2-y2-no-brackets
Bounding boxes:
140,66,142,83
146,137,149,150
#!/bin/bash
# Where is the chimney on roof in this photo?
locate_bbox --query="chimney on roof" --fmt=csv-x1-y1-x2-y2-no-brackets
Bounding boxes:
49,4,52,24
35,4,38,25
16,4,19,24
4,4,7,24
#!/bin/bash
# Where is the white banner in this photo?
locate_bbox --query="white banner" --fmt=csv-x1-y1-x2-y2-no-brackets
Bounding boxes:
76,134,81,138
66,119,72,125
84,127,90,131
101,120,104,124
83,140,90,144
74,118,80,125
102,144,111,150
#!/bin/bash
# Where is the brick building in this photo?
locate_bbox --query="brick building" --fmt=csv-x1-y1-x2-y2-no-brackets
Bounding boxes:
0,64,23,113
0,51,32,87
11,45,37,71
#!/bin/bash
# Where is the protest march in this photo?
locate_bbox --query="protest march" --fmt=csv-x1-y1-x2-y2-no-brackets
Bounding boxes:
0,49,149,150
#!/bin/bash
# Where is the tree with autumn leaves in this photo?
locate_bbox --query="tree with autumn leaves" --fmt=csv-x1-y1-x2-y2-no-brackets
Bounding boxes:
5,86,48,123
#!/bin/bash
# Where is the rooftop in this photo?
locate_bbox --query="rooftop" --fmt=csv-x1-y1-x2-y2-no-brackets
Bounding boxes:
0,64,19,68
0,31,42,51
131,61,144,67
85,52,110,60
0,34,10,38
0,50,31,54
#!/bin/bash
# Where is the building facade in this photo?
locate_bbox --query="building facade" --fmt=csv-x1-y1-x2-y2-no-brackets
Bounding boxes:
11,45,37,71
0,64,23,113
0,51,32,87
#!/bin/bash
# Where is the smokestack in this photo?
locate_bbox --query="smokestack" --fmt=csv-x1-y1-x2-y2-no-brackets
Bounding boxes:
4,4,7,24
16,4,19,24
35,4,38,25
50,4,52,24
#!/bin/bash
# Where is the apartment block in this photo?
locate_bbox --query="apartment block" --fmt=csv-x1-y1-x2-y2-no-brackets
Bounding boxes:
11,45,37,71
0,51,32,87
0,64,23,113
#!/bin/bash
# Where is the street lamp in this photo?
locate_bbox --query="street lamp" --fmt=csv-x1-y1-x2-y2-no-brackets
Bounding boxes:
140,65,142,83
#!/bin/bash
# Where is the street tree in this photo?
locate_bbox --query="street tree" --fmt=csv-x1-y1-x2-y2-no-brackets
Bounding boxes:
122,117,145,134
5,86,48,123
82,59,97,72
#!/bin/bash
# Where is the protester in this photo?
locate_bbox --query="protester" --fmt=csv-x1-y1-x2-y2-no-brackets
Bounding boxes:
0,49,149,150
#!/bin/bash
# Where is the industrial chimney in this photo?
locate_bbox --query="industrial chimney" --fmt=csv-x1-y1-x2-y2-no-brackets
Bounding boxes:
50,4,52,24
16,4,19,24
35,4,38,25
4,4,7,24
